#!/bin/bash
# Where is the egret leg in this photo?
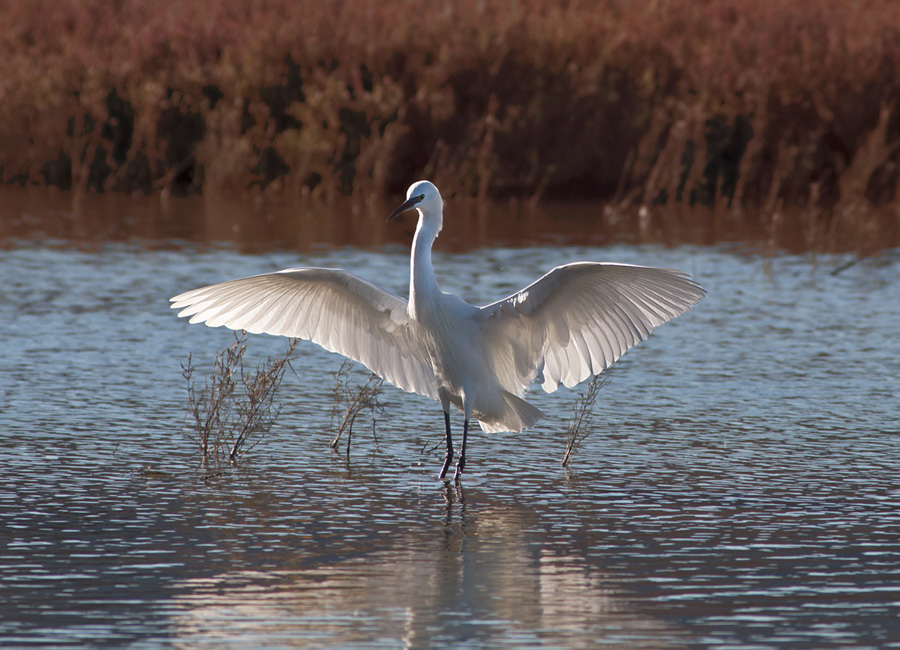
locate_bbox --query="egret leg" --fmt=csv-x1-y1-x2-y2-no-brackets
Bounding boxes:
438,411,454,479
453,419,469,482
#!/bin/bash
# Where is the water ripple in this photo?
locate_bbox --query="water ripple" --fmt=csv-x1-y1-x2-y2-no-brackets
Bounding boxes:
1,244,899,648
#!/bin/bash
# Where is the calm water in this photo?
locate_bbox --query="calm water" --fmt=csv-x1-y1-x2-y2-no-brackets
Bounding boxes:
2,214,900,648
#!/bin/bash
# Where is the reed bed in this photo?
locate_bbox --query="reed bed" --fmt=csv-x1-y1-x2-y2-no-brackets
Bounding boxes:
2,0,899,246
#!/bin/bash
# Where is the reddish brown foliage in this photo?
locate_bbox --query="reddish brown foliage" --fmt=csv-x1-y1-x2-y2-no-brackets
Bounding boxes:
1,0,899,233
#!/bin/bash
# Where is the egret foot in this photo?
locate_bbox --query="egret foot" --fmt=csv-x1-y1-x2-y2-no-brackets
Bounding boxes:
452,418,469,482
453,455,466,482
439,452,454,480
438,411,454,479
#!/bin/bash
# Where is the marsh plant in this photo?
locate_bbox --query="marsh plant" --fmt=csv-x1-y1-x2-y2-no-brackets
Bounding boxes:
6,0,900,255
561,374,608,467
181,332,299,466
330,360,385,456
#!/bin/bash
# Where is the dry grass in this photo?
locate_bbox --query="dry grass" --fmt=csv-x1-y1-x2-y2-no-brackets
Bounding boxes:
2,0,900,245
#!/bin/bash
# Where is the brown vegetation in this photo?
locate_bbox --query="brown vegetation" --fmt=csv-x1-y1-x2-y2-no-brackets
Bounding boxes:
181,332,299,466
561,374,607,468
2,0,900,246
329,360,385,456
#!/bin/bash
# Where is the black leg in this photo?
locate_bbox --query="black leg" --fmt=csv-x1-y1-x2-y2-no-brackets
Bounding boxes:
438,411,454,479
453,419,469,482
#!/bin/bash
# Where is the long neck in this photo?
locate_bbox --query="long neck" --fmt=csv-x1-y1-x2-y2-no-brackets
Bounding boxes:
409,212,440,320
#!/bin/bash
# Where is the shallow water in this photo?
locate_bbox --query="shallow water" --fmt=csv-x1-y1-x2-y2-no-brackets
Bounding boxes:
2,217,900,648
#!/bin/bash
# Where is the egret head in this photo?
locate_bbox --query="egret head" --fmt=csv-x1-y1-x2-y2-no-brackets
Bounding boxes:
387,180,443,223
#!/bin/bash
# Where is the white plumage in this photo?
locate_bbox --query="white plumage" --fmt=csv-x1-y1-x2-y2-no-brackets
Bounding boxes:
171,180,705,479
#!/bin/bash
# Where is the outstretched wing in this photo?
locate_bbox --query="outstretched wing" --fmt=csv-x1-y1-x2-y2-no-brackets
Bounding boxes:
475,262,705,393
171,268,439,399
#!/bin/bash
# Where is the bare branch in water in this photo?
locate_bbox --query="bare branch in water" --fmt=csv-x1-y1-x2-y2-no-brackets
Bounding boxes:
562,374,608,467
330,360,385,456
182,332,299,467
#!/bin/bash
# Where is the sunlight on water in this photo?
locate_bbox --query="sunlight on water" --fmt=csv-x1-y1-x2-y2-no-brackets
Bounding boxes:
1,236,899,649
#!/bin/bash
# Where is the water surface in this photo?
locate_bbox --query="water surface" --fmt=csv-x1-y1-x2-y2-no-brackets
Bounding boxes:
1,205,899,648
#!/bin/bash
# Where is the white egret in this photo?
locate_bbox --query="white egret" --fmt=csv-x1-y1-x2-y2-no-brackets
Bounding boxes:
171,181,705,480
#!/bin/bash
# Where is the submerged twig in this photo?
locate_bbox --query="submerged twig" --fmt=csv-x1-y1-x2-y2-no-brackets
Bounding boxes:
561,374,608,467
830,258,859,276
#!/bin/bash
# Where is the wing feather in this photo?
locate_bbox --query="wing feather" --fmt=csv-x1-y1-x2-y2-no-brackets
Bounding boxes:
171,268,439,399
477,262,705,393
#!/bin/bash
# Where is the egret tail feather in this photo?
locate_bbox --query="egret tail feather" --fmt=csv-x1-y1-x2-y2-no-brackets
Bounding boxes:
477,391,546,433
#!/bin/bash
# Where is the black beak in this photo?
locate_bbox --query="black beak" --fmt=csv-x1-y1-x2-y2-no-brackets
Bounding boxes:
387,194,424,222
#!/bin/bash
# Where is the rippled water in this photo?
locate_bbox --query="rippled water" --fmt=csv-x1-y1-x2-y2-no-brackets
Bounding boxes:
2,236,899,649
